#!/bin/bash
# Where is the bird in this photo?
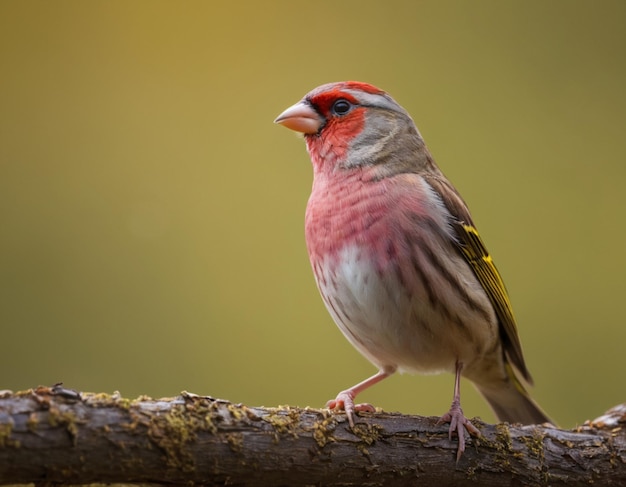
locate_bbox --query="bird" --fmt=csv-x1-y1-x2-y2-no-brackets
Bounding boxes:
274,81,551,459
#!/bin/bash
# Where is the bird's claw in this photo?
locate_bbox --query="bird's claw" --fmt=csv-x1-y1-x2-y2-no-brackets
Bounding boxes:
437,400,480,461
326,390,375,427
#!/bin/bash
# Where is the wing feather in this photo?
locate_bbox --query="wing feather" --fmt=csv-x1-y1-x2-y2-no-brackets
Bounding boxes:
424,174,533,383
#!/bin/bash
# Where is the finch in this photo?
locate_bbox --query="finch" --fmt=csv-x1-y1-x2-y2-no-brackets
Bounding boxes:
275,81,551,459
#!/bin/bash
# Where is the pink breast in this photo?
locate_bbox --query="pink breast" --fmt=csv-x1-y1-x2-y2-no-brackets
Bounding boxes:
305,169,436,274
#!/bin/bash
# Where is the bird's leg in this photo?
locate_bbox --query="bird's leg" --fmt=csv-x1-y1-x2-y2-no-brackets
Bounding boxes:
326,368,393,427
437,361,480,461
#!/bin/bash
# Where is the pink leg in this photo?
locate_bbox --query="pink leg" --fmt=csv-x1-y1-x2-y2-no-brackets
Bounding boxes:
326,368,393,427
437,361,480,461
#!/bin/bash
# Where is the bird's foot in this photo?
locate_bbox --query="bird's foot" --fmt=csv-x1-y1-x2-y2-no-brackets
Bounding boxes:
326,390,376,427
437,399,480,461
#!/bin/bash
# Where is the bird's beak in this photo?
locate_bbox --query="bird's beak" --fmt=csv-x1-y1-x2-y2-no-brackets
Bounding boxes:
274,101,323,134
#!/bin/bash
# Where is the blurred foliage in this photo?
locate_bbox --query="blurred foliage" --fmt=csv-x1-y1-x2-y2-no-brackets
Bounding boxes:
1,1,625,428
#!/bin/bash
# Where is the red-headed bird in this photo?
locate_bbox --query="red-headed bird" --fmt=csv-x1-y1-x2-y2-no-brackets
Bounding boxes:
275,81,551,459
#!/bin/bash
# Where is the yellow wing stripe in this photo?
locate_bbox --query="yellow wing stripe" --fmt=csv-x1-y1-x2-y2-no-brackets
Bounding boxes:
458,223,531,383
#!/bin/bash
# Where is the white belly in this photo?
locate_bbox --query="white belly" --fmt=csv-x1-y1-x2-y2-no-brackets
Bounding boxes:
313,243,498,375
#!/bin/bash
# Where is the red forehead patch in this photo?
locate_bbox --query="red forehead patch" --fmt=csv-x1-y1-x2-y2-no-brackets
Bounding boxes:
336,81,384,94
306,81,384,100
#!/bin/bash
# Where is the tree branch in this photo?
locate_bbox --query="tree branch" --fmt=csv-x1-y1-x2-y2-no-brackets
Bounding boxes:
0,386,624,485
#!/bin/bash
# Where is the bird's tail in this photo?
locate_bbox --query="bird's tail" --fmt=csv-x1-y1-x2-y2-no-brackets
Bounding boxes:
475,364,553,425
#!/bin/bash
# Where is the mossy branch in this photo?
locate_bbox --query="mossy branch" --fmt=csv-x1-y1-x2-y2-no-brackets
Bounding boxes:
0,386,624,486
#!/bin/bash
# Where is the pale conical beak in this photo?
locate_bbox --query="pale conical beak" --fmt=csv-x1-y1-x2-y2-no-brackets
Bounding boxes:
274,101,323,134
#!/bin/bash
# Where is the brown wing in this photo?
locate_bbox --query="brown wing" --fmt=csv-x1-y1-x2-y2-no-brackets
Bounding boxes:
424,174,533,383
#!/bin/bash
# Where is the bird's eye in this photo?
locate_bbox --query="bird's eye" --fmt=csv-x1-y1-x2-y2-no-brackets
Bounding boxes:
331,99,353,116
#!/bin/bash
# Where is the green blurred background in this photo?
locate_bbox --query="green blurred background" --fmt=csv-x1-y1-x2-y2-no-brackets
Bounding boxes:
1,1,625,429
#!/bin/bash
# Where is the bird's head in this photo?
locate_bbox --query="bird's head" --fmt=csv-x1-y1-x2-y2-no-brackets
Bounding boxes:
275,81,426,175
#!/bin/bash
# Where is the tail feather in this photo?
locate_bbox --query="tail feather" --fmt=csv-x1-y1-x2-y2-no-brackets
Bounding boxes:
475,366,553,425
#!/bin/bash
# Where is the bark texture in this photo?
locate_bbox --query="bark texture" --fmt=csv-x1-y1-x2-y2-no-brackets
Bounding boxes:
0,386,625,486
